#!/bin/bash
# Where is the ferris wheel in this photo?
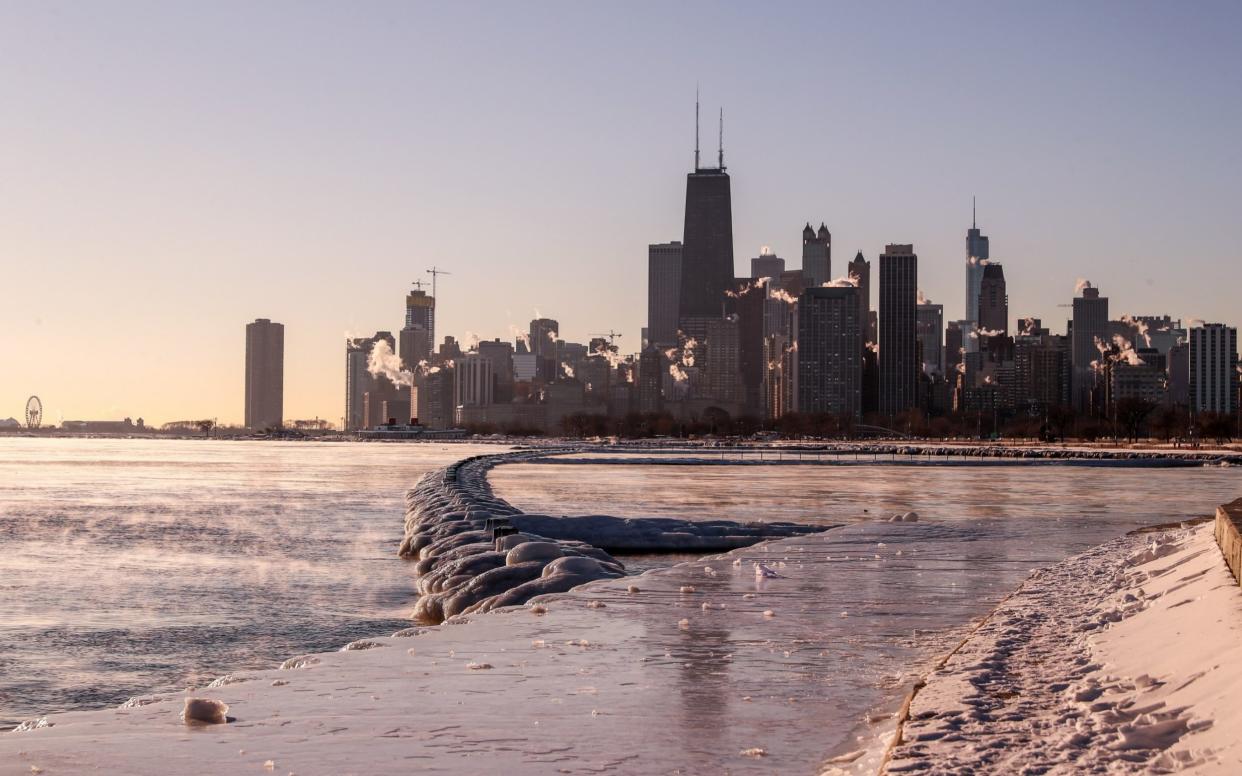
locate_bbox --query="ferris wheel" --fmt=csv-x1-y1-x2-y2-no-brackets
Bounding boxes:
25,396,42,429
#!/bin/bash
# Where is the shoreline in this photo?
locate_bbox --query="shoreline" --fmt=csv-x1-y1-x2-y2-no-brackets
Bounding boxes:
4,448,1237,774
4,433,1242,462
881,520,1240,773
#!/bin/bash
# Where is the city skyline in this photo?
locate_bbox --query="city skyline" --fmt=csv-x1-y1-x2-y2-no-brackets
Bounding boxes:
4,2,1241,425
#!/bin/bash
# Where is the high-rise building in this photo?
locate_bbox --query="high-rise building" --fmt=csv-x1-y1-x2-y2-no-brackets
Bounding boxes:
529,318,559,381
727,280,767,415
703,317,743,406
848,251,873,343
879,244,918,416
1015,333,1072,413
1189,324,1238,416
964,199,990,332
647,242,683,346
637,347,664,414
478,339,516,403
797,286,862,417
1071,285,1109,411
414,366,454,430
405,287,436,348
946,320,969,376
244,318,284,430
345,332,395,431
1167,343,1189,407
678,103,733,341
399,326,432,371
750,249,785,283
916,303,944,376
454,353,494,412
801,223,831,287
978,263,1008,345
439,336,462,362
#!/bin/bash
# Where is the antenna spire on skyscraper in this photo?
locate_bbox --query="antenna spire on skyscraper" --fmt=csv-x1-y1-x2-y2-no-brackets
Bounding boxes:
694,85,700,171
718,107,724,169
973,195,977,229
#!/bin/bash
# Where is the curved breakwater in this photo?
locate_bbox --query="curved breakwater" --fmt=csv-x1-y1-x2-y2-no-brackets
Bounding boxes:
398,449,830,623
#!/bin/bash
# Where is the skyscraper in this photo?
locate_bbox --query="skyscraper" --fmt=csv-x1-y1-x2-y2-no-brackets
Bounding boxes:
678,102,733,341
638,347,664,414
1189,323,1238,416
400,286,436,368
801,223,831,287
848,251,873,343
704,316,743,406
478,339,515,403
728,279,767,415
529,317,559,380
945,320,967,376
750,248,785,282
797,286,861,417
405,287,435,342
454,353,494,413
916,303,944,376
978,263,1008,336
965,199,990,341
244,318,284,430
1071,285,1109,411
345,331,395,431
647,242,682,346
879,244,918,416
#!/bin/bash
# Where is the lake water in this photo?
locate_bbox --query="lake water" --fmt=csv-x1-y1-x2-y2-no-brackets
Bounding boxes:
0,438,505,728
2,439,1238,742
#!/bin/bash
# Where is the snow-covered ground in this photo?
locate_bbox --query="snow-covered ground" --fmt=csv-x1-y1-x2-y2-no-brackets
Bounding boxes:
884,521,1242,774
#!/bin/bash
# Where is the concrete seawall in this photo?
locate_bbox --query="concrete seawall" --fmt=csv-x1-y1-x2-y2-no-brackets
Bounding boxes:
1215,498,1242,586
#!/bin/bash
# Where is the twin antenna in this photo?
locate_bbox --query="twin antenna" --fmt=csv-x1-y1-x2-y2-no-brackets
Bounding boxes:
694,86,724,171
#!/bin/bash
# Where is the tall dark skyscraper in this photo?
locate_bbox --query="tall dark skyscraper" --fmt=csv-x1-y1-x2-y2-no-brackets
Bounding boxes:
965,198,990,337
1071,285,1108,411
916,302,944,375
879,244,918,416
678,101,734,340
801,223,831,287
245,318,284,430
978,263,1008,336
848,251,873,343
647,241,683,346
797,286,862,417
400,285,436,369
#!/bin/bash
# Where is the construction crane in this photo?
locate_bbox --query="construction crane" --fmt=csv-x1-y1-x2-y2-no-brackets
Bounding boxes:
426,266,451,298
591,330,623,346
409,279,427,292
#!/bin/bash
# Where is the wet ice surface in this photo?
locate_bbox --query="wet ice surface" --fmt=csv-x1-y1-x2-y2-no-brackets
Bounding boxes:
490,458,1242,542
1,521,1073,775
0,438,507,728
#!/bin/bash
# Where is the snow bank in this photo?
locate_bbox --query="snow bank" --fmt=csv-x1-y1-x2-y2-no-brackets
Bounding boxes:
884,520,1242,773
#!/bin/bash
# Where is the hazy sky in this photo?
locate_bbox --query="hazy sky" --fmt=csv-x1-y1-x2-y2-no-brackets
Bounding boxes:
3,1,1240,426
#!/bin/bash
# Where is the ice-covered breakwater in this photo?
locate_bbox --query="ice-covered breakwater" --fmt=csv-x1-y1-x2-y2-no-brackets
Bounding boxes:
399,449,830,623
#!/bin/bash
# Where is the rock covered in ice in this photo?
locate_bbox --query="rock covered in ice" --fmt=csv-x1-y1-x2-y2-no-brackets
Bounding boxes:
397,448,829,625
182,698,229,725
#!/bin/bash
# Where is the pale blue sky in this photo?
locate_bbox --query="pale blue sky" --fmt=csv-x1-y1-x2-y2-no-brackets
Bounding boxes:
2,1,1239,424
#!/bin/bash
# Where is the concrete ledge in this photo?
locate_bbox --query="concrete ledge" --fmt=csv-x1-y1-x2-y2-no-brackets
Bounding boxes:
1215,498,1242,586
